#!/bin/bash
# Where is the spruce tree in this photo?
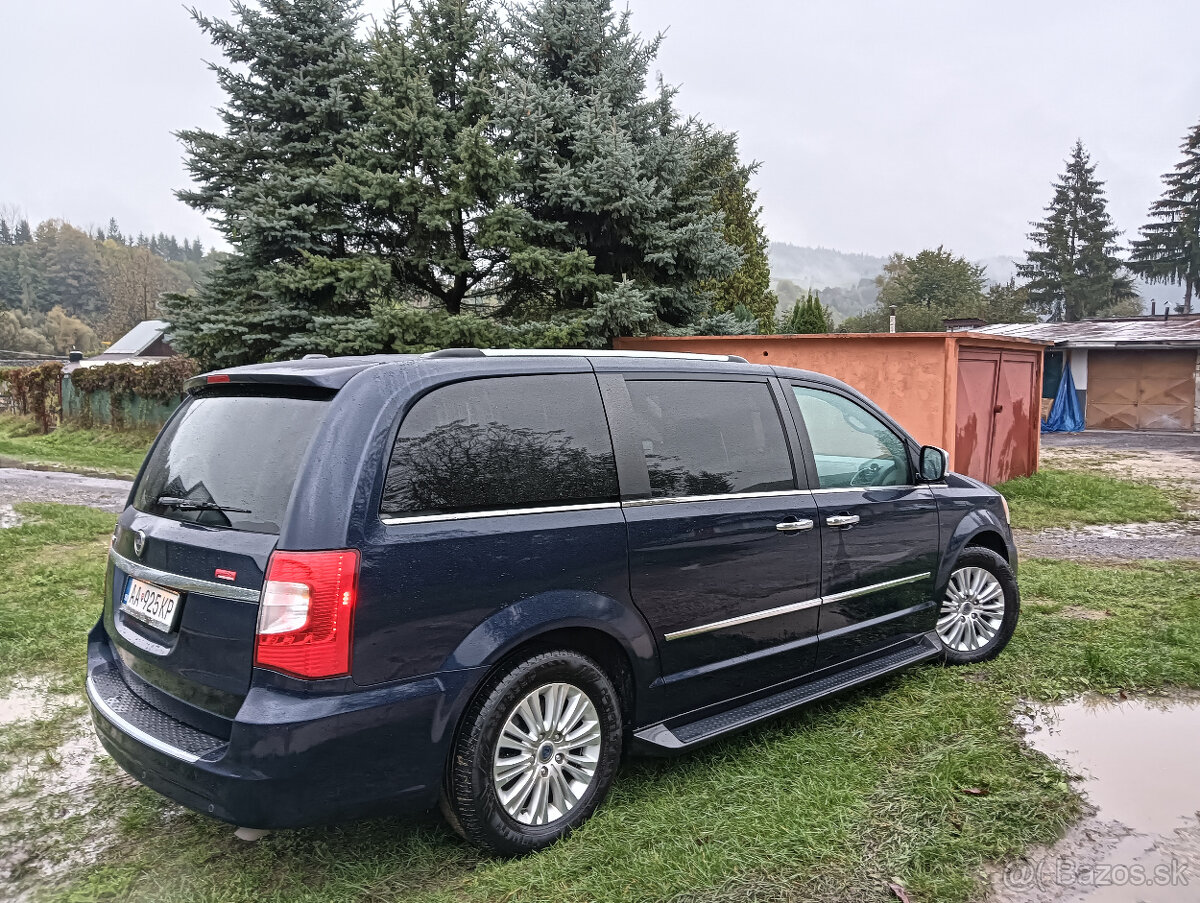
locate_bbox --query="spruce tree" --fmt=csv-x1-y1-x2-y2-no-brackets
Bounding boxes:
1129,119,1200,314
168,0,370,365
339,0,514,316
0,219,12,246
705,140,777,328
1019,141,1136,321
496,0,738,335
13,220,31,245
780,290,833,334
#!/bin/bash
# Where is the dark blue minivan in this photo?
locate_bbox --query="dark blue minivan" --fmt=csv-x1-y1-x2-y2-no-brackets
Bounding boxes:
87,349,1019,853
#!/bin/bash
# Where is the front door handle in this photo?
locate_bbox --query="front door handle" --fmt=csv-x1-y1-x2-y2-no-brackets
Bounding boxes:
776,518,815,532
826,515,860,528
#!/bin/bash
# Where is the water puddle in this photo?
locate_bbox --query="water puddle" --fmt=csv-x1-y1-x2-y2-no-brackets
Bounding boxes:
0,683,50,727
992,693,1200,902
0,503,22,529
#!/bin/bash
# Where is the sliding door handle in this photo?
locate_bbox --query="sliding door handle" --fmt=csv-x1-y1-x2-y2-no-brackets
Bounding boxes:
826,515,860,528
776,518,815,532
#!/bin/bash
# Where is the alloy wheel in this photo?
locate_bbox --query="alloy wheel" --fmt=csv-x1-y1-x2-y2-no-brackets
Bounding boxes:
491,682,603,826
937,566,1006,653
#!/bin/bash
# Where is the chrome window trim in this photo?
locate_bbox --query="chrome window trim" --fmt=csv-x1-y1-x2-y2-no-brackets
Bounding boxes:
808,485,920,494
663,572,931,641
109,548,260,604
86,674,202,764
622,489,808,508
380,501,622,526
664,597,824,641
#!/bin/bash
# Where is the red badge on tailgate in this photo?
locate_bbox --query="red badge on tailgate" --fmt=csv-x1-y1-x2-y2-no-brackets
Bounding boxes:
215,569,237,581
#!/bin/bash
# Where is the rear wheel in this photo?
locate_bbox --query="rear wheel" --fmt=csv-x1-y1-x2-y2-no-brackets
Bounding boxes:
441,650,623,855
936,548,1019,665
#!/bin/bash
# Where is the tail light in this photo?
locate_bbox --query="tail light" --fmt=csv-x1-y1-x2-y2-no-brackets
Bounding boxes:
255,550,359,679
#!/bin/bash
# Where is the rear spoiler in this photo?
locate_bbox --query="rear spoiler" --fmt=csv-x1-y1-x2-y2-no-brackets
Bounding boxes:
184,356,403,394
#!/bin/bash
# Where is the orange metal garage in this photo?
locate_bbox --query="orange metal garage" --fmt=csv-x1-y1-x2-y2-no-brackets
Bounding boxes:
614,333,1048,484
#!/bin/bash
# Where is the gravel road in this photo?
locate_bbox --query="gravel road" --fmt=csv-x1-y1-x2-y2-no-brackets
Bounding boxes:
1021,431,1200,561
0,468,132,514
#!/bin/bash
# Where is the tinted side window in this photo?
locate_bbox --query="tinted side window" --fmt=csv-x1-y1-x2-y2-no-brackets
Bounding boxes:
381,375,618,517
626,380,794,499
792,386,911,489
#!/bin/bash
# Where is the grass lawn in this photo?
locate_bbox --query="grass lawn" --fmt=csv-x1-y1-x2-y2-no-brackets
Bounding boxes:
1,505,1198,903
996,467,1181,531
0,415,155,478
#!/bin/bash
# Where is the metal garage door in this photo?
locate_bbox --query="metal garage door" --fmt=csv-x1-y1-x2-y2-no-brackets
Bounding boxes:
956,349,1041,483
1086,350,1196,431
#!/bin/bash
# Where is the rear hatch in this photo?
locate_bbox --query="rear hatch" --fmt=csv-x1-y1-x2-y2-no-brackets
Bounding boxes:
105,388,331,734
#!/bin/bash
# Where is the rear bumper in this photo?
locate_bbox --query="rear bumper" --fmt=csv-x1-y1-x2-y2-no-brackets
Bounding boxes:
87,621,483,829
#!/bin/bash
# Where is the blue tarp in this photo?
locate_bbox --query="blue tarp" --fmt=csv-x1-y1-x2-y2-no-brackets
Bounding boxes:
1042,361,1084,432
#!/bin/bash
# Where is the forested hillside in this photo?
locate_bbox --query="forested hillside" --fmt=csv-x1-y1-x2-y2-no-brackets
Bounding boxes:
0,216,218,355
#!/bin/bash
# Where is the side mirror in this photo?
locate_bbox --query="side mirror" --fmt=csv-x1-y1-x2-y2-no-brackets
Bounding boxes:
919,446,949,482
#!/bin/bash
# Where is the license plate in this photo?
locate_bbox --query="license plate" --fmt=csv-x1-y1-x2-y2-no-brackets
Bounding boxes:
122,577,182,633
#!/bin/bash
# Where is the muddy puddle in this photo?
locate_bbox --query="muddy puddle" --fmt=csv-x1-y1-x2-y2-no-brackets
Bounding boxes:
0,682,52,727
0,503,22,529
991,693,1200,902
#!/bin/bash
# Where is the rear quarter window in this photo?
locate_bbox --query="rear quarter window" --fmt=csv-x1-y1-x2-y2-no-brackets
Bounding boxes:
381,374,618,518
132,393,329,534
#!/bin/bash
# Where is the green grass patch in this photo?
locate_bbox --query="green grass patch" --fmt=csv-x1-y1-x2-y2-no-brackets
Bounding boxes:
0,414,154,477
5,553,1190,903
997,467,1180,530
0,503,115,687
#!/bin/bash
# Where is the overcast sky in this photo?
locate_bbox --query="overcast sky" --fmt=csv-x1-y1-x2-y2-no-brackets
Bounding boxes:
2,0,1198,261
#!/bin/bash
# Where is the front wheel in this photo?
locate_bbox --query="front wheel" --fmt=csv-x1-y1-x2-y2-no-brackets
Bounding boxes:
441,650,623,855
936,548,1020,665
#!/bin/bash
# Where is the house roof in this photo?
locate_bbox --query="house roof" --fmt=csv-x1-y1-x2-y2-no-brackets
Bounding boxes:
104,319,171,356
977,316,1200,348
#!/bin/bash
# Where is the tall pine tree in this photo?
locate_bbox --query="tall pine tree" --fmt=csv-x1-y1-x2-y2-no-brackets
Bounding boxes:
167,0,370,365
1019,141,1137,322
1129,119,1200,314
13,220,32,245
496,0,738,336
704,137,777,328
338,0,515,316
0,219,12,246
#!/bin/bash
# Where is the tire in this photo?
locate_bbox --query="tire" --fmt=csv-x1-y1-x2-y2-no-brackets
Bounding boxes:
935,547,1020,665
441,650,623,855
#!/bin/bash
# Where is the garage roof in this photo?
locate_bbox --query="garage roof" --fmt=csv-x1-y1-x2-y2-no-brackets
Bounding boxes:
977,316,1200,348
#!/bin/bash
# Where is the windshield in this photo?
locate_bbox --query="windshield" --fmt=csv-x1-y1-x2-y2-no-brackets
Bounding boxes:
132,393,329,534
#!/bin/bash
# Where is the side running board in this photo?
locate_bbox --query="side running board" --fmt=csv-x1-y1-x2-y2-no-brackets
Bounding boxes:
634,636,940,752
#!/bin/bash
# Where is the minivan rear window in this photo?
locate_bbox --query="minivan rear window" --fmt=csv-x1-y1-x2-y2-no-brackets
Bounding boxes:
132,393,328,534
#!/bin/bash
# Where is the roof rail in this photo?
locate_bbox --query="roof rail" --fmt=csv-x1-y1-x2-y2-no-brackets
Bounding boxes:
423,348,750,364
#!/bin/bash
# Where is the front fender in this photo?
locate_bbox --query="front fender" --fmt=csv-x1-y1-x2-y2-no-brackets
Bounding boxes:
442,589,659,693
938,506,1017,593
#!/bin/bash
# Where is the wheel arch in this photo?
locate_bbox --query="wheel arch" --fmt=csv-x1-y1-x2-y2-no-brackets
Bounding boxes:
441,590,658,737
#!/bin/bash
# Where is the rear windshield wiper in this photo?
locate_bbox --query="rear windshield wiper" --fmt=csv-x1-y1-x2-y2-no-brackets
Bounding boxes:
156,495,252,514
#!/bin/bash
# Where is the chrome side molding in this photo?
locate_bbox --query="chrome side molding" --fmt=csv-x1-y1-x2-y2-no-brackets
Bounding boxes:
664,572,932,641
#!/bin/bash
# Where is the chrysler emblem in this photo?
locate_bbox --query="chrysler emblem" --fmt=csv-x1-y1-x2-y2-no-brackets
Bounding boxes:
132,530,147,557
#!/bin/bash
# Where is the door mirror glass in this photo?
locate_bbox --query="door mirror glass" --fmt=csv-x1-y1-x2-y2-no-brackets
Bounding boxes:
919,446,949,482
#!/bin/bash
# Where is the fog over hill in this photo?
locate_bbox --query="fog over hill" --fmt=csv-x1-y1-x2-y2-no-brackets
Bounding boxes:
769,243,1177,318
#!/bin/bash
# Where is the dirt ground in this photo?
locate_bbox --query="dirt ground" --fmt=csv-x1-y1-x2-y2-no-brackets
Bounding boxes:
1019,431,1200,561
0,468,131,514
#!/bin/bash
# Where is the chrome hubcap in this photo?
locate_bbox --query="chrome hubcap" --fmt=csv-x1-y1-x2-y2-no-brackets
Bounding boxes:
937,566,1005,652
492,682,602,826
